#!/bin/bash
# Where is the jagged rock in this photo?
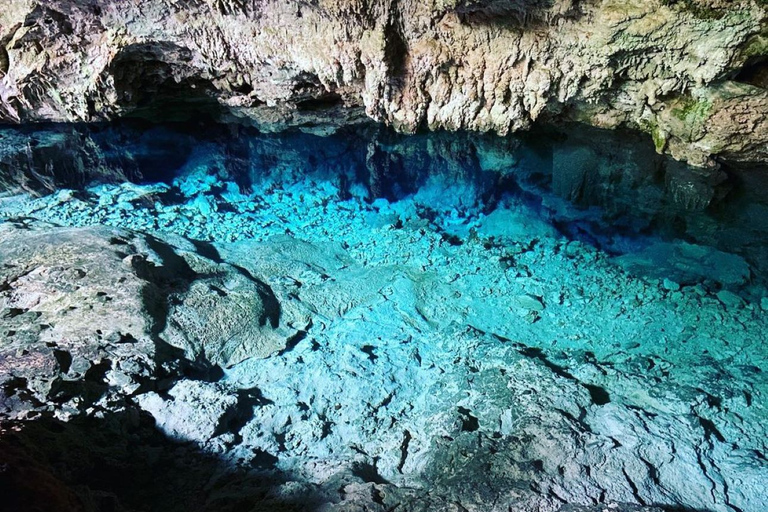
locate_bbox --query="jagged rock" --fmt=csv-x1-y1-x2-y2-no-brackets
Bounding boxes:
2,211,768,511
149,238,301,367
0,219,293,419
0,0,766,169
136,380,239,444
0,219,158,419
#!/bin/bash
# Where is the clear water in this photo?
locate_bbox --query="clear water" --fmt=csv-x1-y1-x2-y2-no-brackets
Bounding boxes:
2,121,768,511
1,120,766,299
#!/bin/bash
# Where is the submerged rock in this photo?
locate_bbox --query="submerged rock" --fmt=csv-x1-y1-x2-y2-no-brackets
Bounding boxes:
614,241,752,288
1,173,768,511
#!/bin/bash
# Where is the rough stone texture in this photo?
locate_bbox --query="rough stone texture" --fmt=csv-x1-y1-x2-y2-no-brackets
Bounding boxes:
0,0,767,167
0,220,296,421
0,219,701,512
2,158,767,511
136,379,239,443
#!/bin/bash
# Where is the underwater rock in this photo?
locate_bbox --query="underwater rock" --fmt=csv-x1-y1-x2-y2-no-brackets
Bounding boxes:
0,0,767,168
2,133,768,512
1,210,768,511
136,379,239,444
613,241,752,288
154,240,300,368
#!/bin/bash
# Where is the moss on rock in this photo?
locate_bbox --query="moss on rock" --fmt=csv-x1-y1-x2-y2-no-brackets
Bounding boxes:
658,0,726,20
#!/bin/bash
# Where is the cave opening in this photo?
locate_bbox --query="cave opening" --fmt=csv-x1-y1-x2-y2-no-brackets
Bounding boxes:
108,43,226,123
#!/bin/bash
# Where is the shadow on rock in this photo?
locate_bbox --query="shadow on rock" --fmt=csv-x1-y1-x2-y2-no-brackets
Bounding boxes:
0,407,327,512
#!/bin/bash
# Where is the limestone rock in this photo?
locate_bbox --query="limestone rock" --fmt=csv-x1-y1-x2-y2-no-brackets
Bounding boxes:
0,0,766,168
2,213,767,511
0,219,158,419
613,241,752,287
136,380,239,443
156,246,298,368
0,219,292,419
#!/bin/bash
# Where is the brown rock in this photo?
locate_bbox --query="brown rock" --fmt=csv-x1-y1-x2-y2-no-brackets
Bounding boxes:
0,0,765,167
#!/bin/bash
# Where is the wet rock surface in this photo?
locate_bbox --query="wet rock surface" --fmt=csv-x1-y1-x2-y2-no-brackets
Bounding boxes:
4,122,768,292
0,0,767,168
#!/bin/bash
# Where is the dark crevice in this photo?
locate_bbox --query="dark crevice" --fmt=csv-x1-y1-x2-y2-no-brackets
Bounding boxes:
215,387,273,439
584,384,611,406
53,349,72,374
457,407,480,432
398,429,412,473
0,45,8,77
698,416,726,444
351,461,391,485
384,0,408,81
453,0,581,27
734,57,768,89
360,344,378,363
516,345,575,380
622,467,647,506
296,92,343,111
108,42,224,123
515,344,616,409
278,325,310,356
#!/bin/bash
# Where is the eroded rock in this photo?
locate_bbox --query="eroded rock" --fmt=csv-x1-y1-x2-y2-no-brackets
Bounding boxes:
0,0,766,168
0,219,294,419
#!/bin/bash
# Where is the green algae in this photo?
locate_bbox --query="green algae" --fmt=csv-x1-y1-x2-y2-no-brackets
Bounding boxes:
670,94,713,125
659,0,726,20
638,118,668,153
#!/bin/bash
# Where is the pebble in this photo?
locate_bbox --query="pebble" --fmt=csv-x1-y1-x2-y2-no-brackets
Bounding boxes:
511,294,545,312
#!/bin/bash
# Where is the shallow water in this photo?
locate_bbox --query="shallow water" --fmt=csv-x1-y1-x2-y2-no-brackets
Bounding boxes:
1,121,768,511
2,120,767,299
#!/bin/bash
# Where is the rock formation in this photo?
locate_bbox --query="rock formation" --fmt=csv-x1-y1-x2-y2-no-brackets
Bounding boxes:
2,171,767,511
2,2,768,511
0,219,304,423
1,0,767,168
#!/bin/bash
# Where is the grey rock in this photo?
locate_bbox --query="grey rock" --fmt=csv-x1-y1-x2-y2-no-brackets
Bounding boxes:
0,219,292,418
136,380,239,443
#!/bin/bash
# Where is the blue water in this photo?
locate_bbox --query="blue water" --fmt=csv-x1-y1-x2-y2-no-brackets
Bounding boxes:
2,120,768,511
1,120,766,299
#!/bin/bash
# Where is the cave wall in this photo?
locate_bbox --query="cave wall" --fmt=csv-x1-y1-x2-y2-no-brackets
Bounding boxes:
0,0,766,168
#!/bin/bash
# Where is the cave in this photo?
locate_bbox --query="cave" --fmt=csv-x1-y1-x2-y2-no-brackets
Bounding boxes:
1,1,768,512
735,56,768,89
108,42,225,122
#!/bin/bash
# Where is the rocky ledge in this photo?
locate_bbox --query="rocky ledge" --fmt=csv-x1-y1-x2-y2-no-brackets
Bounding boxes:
1,0,767,168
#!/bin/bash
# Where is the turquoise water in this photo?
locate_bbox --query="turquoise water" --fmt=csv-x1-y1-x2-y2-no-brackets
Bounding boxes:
2,121,768,511
1,121,766,299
